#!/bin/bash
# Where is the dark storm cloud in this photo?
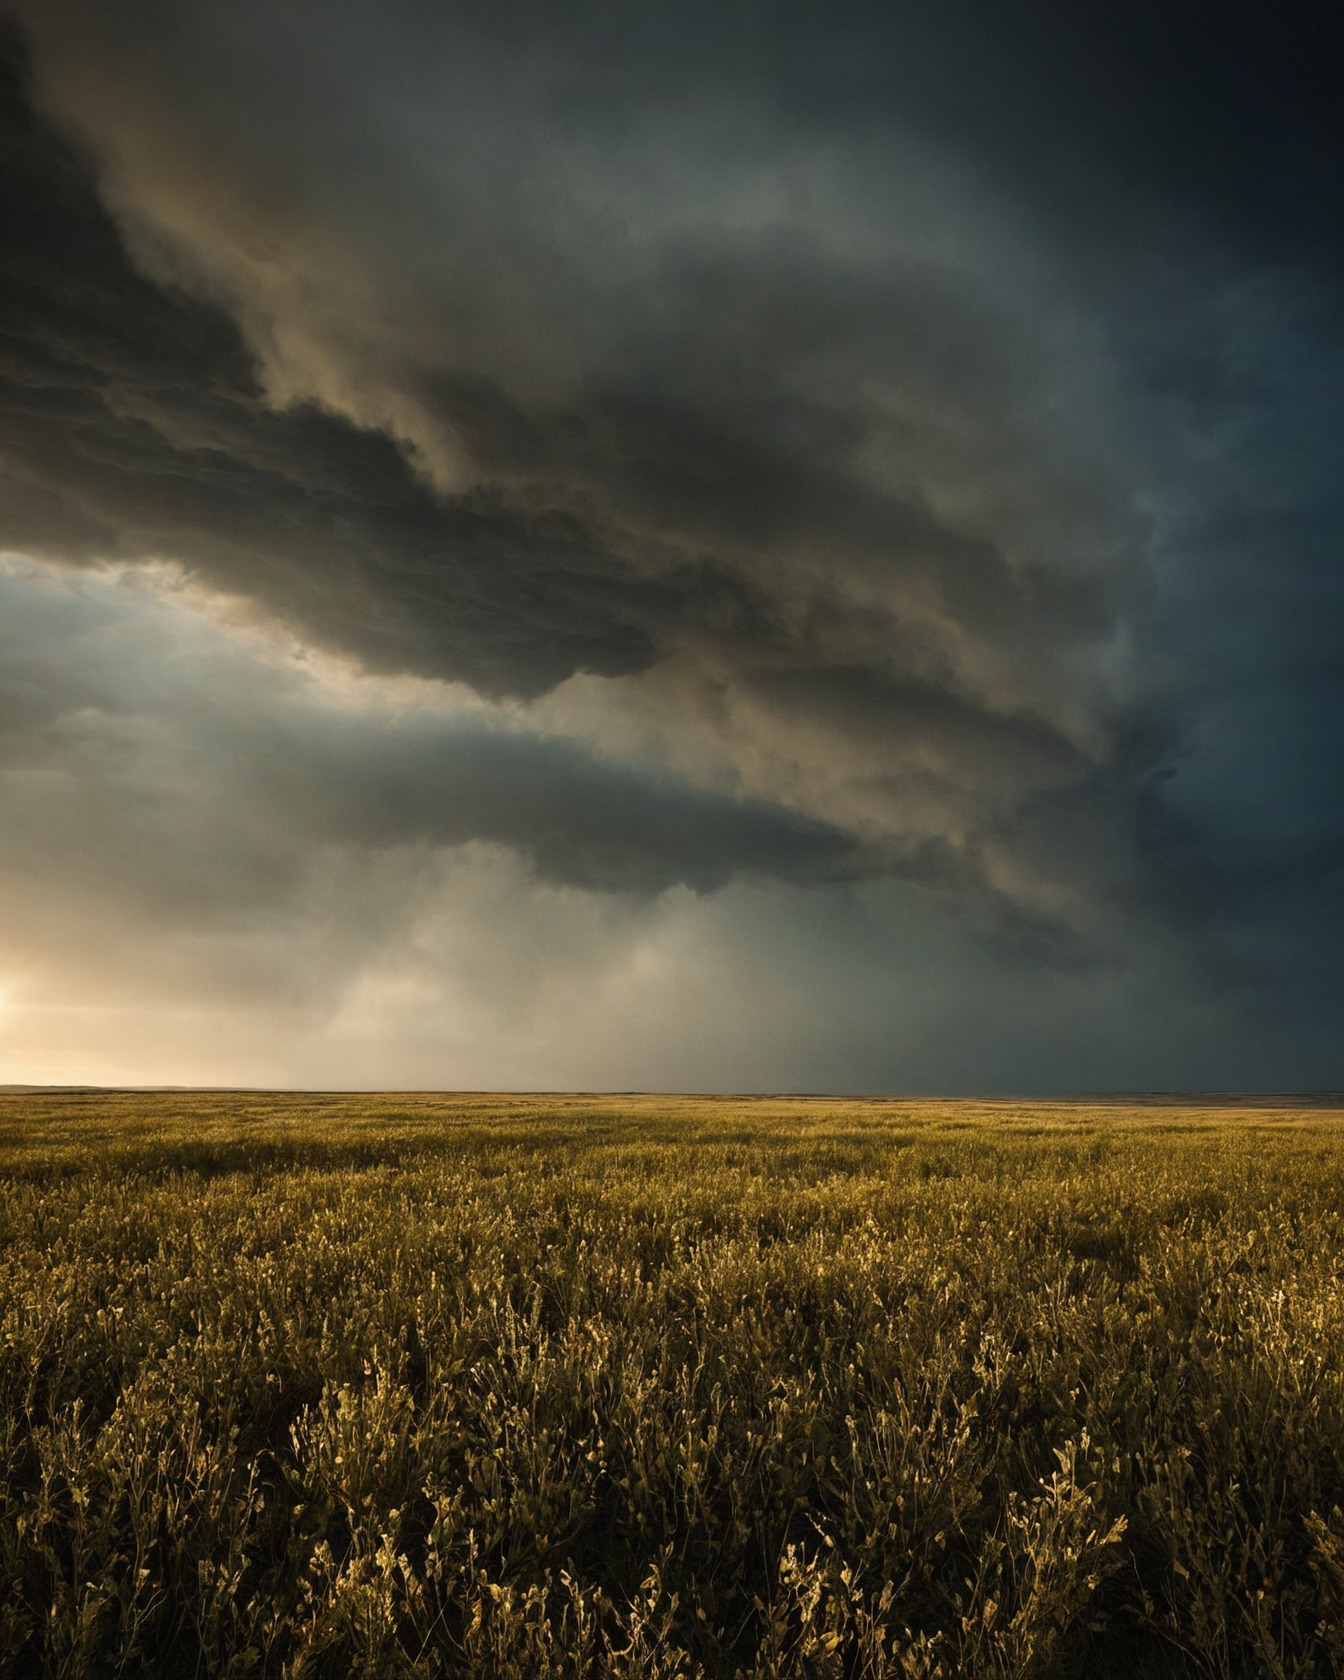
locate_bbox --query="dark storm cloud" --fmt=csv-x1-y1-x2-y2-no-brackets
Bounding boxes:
246,720,868,897
0,564,863,899
0,19,1119,700
0,13,1154,922
463,0,1344,273
0,0,1341,1090
0,32,672,696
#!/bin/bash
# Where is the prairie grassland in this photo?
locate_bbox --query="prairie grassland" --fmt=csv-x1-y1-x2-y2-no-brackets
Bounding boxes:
3,1091,1344,1678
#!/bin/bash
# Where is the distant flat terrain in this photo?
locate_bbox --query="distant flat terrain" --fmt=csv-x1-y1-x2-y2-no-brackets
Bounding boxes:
4,1085,1343,1168
3,1091,1344,1677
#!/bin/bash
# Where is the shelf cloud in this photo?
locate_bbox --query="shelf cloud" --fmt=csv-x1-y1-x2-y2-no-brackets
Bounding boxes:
0,1,1341,1088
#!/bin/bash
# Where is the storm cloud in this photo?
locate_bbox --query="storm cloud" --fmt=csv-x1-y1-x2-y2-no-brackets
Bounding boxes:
0,0,1340,1088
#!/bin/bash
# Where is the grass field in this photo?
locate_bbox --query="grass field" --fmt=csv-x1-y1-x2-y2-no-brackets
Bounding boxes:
3,1091,1344,1678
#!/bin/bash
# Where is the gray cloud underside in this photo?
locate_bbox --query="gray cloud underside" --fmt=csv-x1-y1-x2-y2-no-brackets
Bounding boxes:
2,560,1339,1092
0,0,1341,1067
0,576,869,899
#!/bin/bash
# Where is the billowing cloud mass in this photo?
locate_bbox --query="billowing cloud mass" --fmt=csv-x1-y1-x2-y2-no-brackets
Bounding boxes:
0,1,1341,1089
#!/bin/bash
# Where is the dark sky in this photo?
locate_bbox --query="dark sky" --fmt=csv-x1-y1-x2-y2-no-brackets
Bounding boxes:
0,0,1340,1089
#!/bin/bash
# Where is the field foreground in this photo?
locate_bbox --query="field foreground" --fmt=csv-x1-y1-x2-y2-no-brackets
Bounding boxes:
3,1092,1344,1678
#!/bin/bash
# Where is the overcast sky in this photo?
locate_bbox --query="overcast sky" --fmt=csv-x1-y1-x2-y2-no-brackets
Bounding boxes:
0,0,1340,1090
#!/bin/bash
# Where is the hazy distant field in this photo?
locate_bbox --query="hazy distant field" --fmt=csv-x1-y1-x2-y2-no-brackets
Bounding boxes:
3,1093,1344,1678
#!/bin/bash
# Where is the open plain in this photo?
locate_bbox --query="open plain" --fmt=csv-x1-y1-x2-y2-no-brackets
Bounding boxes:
3,1091,1344,1677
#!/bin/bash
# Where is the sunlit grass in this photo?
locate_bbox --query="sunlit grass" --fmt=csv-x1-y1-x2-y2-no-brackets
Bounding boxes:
3,1091,1344,1676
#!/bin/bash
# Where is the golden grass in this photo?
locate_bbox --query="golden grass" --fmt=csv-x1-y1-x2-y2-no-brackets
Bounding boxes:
3,1091,1343,1676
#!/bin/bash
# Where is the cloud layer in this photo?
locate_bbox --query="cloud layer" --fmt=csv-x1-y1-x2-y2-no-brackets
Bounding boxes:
0,3,1341,1088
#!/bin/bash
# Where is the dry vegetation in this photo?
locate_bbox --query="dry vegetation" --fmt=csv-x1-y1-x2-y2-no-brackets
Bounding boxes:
3,1091,1344,1677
